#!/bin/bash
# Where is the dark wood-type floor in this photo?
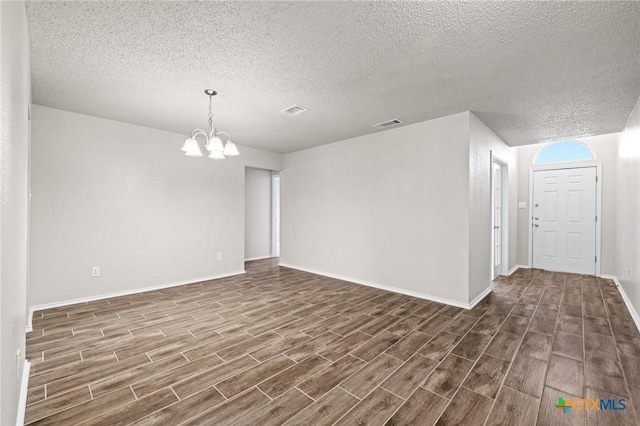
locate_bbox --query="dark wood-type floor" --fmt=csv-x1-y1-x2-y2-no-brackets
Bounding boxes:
25,259,640,425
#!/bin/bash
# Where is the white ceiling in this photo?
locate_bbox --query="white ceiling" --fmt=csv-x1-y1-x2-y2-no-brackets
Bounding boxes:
26,1,640,153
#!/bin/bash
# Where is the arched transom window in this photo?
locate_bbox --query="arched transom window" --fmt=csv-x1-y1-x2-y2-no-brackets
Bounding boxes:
534,139,595,165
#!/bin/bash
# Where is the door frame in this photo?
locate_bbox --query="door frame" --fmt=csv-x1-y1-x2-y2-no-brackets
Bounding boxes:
271,172,280,258
527,161,602,276
490,152,509,280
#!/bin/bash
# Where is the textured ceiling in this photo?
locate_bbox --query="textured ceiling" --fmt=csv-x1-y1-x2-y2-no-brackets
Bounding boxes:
26,1,640,153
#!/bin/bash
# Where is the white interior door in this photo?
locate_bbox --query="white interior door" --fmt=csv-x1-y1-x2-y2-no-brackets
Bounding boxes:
532,167,596,274
492,162,503,278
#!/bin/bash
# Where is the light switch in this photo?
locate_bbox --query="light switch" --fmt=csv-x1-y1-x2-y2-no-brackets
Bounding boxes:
518,202,527,209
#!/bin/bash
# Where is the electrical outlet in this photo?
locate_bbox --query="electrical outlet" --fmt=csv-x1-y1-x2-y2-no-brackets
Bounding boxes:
217,253,223,261
518,201,527,209
16,349,21,375
91,266,100,277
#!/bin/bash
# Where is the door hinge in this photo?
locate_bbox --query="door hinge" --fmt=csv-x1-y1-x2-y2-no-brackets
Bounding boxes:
595,255,598,262
596,176,598,182
595,215,598,222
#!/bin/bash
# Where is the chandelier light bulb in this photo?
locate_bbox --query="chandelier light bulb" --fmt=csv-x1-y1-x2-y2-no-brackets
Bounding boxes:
223,140,240,156
181,137,195,152
209,150,226,160
182,138,202,156
206,136,224,153
185,147,203,157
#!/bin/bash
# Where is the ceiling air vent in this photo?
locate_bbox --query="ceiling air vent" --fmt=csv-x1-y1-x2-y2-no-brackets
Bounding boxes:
373,119,403,130
281,105,308,116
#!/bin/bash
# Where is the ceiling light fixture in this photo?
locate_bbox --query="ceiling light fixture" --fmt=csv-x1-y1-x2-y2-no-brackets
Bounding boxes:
181,89,239,159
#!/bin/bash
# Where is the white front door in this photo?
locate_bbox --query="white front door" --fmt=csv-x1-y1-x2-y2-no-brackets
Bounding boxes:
492,162,503,278
532,167,597,274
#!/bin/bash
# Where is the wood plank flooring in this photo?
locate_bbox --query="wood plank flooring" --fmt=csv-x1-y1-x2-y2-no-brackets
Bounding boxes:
25,259,640,425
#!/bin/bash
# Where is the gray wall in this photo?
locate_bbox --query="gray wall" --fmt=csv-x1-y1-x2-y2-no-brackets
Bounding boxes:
280,111,516,306
617,96,640,317
0,1,30,424
468,113,517,300
245,167,272,261
29,106,281,307
515,133,619,275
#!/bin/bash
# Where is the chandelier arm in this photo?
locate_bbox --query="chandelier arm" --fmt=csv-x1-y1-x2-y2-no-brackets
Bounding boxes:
215,131,231,142
191,129,210,142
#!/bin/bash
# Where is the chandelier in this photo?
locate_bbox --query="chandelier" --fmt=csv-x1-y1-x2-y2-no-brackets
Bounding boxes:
181,89,239,159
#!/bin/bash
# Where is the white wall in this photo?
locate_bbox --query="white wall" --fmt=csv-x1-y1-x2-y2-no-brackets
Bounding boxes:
0,1,30,424
468,113,516,301
617,96,640,318
281,113,473,305
29,106,281,307
515,133,619,275
245,167,272,261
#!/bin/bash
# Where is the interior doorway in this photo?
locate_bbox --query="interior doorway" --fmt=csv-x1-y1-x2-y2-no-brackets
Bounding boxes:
244,167,280,261
491,153,509,280
529,164,600,275
271,173,280,258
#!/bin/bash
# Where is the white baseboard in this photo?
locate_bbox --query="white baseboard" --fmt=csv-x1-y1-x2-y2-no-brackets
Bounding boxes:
508,264,528,275
28,270,246,321
244,256,274,262
469,285,493,308
601,274,640,334
16,360,30,426
279,262,490,309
